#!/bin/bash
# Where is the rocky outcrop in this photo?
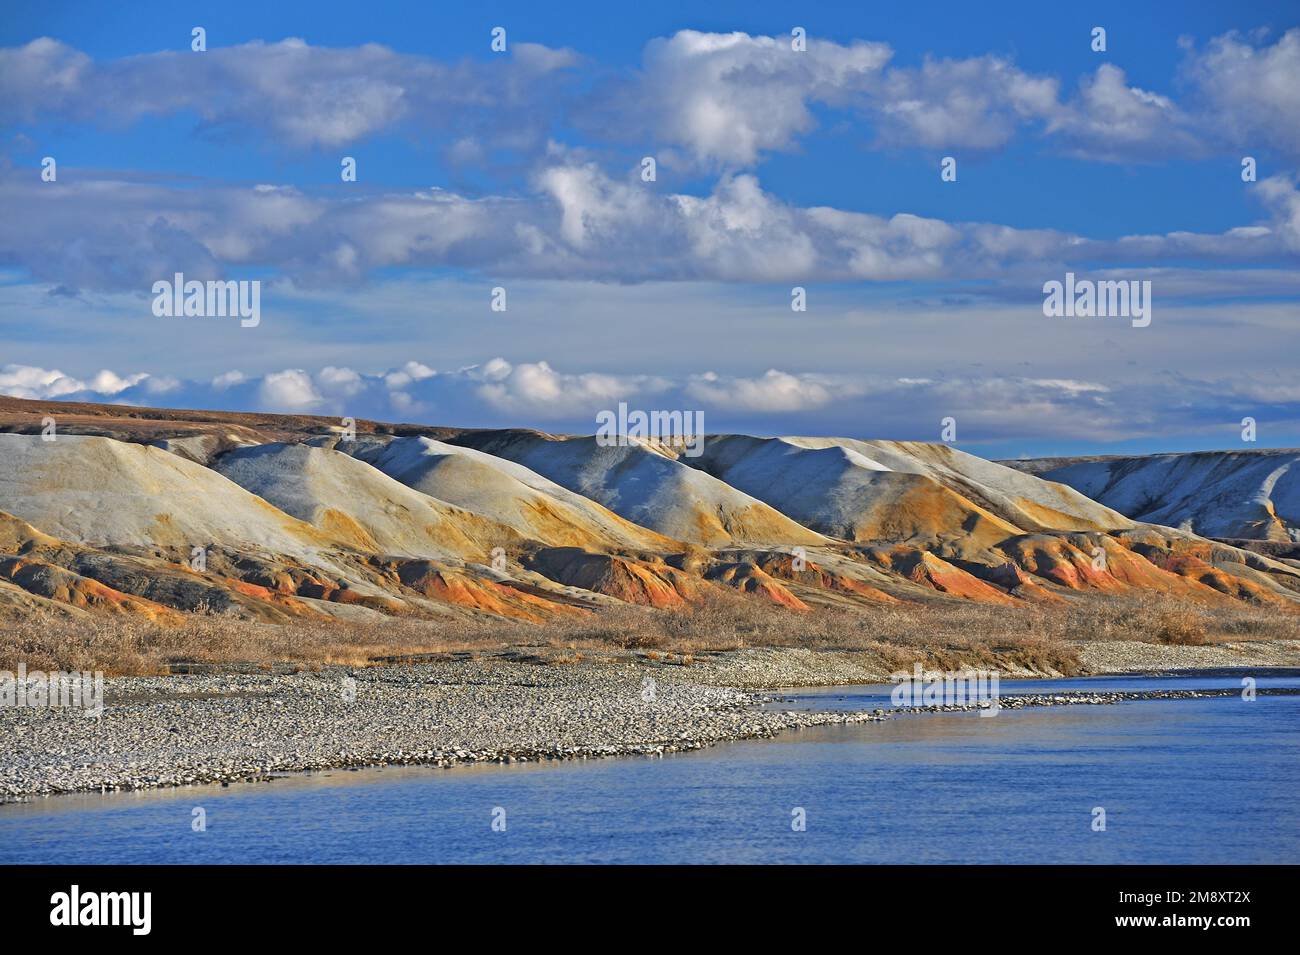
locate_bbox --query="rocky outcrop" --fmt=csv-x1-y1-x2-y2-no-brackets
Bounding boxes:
862,546,1019,605
1,398,1297,625
704,561,809,609
525,548,702,608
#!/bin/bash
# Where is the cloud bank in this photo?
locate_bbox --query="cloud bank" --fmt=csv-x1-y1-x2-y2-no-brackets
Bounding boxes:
5,28,1299,164
4,164,1298,293
4,359,1295,449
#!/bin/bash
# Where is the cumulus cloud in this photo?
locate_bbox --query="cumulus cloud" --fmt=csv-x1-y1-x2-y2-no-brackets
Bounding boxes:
258,369,325,412
586,32,1111,161
5,28,1300,170
871,54,1059,150
5,162,1296,293
685,369,850,412
587,29,1298,164
633,28,1300,163
0,37,578,152
591,30,891,166
473,359,668,417
0,363,148,398
1256,175,1300,252
534,163,660,249
1180,28,1300,157
5,360,1294,447
1046,64,1198,161
212,370,248,389
383,361,435,390
317,366,365,397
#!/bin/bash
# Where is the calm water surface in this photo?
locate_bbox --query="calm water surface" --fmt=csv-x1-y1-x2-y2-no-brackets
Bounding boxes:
2,672,1297,864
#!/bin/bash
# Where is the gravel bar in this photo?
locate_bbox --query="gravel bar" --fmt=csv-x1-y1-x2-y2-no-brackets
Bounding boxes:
1,658,887,802
4,650,1296,803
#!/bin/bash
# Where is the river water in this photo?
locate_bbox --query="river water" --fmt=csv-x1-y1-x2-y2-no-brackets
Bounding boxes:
2,672,1297,864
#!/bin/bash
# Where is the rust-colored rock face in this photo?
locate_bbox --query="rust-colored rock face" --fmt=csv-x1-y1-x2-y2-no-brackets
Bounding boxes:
858,546,1016,604
705,561,810,610
526,549,701,608
396,562,585,622
0,555,185,623
754,553,899,603
1,397,1298,626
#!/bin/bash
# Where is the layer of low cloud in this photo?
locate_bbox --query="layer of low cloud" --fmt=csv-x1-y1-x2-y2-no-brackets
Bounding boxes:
4,359,1295,449
4,164,1297,293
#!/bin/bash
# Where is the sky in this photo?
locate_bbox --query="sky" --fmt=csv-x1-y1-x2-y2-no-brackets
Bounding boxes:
1,0,1298,458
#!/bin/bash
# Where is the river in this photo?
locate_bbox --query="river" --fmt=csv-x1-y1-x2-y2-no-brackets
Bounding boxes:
1,672,1296,864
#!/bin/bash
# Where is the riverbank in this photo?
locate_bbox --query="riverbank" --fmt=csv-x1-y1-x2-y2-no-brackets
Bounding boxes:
675,638,1300,687
1076,638,1300,673
5,640,1299,803
0,657,888,802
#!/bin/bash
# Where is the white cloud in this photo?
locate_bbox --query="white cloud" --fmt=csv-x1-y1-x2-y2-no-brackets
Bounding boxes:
685,369,850,412
535,163,657,249
0,364,81,399
1025,379,1109,395
0,37,577,152
6,27,1300,173
3,159,1295,294
212,370,247,389
474,359,662,417
383,361,435,390
84,369,146,394
615,30,891,166
9,359,1285,447
0,364,148,398
258,369,325,412
317,366,365,397
1046,64,1197,160
872,54,1059,149
1181,28,1300,157
1257,175,1300,252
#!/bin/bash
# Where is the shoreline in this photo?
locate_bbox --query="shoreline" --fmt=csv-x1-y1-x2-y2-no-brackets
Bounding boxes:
1,658,889,804
2,641,1300,805
4,642,1299,805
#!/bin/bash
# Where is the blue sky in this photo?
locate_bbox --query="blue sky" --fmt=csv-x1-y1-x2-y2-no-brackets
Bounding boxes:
1,0,1298,457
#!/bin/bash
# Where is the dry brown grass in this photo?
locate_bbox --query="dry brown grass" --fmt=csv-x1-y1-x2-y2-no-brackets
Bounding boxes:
0,613,500,675
1147,609,1211,646
1,591,1292,676
1034,594,1292,646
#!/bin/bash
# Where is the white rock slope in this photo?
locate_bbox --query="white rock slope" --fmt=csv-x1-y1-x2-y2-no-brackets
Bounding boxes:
450,431,829,548
214,443,521,560
339,436,682,552
694,435,1130,547
0,433,335,559
1007,449,1300,542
